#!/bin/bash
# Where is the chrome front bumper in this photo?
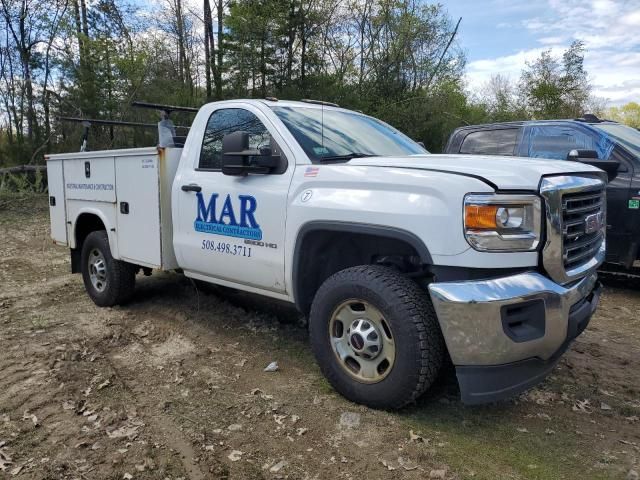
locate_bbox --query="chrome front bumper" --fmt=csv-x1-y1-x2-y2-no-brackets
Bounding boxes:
428,271,600,404
428,271,599,366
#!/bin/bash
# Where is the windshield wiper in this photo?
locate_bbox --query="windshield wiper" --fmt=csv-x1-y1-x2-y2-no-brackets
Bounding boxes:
317,152,376,163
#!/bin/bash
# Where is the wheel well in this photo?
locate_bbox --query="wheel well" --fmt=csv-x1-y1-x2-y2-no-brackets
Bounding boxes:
75,213,106,247
293,227,430,315
71,214,106,273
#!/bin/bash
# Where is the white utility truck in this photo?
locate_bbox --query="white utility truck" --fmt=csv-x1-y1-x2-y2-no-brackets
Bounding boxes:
46,99,606,408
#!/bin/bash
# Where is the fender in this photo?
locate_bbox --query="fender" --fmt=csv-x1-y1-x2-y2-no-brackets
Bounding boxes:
291,220,433,311
70,206,120,260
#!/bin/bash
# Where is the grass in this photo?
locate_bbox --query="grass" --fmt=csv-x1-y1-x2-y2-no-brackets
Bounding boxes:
0,170,47,195
30,315,50,329
402,398,617,480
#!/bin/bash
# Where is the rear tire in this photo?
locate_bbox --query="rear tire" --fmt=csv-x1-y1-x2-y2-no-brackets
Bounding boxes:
81,230,136,307
309,265,445,409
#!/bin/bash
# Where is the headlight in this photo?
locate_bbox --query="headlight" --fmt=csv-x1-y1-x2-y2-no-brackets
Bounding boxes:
464,194,542,251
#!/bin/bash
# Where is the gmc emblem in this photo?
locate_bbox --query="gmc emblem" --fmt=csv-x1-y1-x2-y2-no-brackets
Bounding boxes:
584,212,603,234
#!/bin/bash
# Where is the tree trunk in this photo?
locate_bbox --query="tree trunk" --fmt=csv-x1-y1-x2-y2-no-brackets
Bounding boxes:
41,4,66,153
2,96,14,143
12,0,36,141
22,52,36,142
73,0,84,66
250,42,256,96
105,44,114,143
80,0,89,37
203,0,212,98
4,48,22,141
260,34,266,97
175,0,186,84
286,0,295,84
204,7,211,100
72,0,94,115
299,3,306,84
215,0,223,98
358,2,367,90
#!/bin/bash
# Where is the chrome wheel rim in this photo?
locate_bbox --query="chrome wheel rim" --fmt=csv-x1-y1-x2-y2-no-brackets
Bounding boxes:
328,299,395,384
88,248,108,292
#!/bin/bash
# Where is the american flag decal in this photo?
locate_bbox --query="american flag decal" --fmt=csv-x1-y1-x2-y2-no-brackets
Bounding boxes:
304,166,320,177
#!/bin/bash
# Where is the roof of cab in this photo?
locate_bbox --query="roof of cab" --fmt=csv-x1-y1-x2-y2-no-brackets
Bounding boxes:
200,98,364,115
257,98,349,111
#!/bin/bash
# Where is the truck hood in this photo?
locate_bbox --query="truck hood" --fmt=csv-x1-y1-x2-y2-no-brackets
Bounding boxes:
348,154,602,190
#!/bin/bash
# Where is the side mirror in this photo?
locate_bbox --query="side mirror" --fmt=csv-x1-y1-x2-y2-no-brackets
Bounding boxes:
221,131,279,176
567,149,620,180
567,149,598,160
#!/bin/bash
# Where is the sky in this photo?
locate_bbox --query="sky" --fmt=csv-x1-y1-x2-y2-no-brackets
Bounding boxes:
444,0,640,106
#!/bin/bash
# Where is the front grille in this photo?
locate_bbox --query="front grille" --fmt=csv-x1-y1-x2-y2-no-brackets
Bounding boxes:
562,188,605,272
540,175,606,285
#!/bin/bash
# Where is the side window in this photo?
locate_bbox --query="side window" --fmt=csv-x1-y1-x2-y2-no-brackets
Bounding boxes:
525,125,614,160
459,129,518,155
199,108,271,170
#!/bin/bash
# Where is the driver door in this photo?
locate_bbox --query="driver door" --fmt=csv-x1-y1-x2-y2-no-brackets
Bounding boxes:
174,105,294,293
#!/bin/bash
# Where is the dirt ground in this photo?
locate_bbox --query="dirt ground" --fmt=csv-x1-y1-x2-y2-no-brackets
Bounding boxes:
0,194,639,480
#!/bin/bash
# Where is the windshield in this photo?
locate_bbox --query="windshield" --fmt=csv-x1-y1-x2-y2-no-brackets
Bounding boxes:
593,123,640,158
271,106,427,162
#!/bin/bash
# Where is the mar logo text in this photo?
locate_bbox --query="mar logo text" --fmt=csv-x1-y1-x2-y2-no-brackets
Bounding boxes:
194,192,262,241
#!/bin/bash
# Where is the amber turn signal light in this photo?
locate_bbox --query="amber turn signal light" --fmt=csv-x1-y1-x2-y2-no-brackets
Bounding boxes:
465,204,498,230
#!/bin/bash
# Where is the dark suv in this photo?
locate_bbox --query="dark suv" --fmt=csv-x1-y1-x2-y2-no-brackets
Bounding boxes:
444,116,640,271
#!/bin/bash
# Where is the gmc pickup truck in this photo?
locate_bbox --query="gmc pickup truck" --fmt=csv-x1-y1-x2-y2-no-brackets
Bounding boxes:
46,99,606,408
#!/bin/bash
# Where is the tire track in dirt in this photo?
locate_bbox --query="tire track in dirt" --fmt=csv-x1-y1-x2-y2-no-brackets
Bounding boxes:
41,277,207,478
0,355,48,406
99,346,209,480
0,363,31,378
0,346,86,472
0,275,73,302
0,269,199,477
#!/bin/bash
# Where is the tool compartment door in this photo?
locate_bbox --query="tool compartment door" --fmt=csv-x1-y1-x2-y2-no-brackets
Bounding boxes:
46,160,68,244
115,151,162,268
63,155,116,202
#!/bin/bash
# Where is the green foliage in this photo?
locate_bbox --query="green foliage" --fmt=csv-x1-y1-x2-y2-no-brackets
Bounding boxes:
0,171,47,194
607,102,640,129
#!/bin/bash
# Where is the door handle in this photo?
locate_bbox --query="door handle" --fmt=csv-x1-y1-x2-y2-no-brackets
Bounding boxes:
181,184,202,193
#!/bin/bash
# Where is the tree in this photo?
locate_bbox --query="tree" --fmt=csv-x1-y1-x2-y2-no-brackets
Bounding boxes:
1,0,42,141
477,74,528,122
0,0,68,162
518,41,590,119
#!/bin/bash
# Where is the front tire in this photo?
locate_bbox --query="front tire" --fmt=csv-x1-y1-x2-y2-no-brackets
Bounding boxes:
81,230,136,307
309,265,445,409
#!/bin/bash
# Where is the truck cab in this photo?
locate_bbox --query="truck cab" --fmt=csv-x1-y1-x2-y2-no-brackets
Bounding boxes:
445,117,640,270
47,100,606,408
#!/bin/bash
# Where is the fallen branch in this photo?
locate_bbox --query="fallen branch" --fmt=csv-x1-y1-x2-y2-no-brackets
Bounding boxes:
0,165,47,175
